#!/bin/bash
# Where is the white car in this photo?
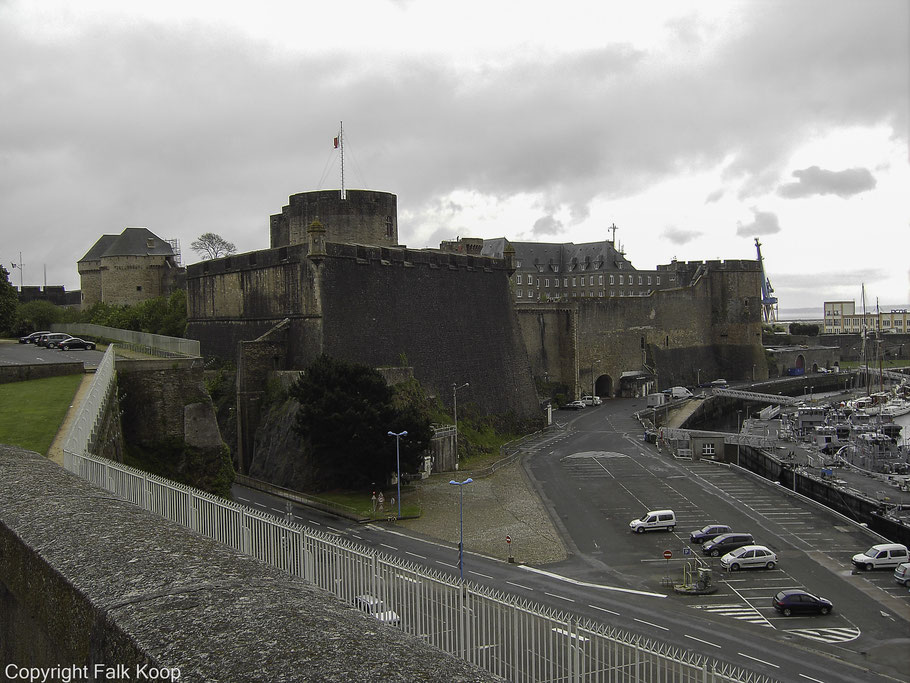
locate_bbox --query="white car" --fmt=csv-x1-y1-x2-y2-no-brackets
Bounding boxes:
564,400,587,410
852,543,909,571
720,544,778,571
581,395,602,406
353,594,400,626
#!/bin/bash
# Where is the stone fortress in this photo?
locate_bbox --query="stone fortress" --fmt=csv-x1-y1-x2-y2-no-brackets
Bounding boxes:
183,188,766,472
78,226,185,308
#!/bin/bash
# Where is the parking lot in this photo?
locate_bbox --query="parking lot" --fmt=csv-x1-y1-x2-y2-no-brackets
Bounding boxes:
0,338,104,366
554,436,910,649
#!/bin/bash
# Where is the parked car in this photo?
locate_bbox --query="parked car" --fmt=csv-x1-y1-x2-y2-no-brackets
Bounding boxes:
353,594,400,626
851,543,909,571
19,330,50,344
772,589,833,616
894,562,910,587
57,337,96,351
564,400,587,410
40,333,72,348
690,524,732,545
581,395,602,406
720,544,777,571
703,532,754,557
710,379,728,387
629,509,676,533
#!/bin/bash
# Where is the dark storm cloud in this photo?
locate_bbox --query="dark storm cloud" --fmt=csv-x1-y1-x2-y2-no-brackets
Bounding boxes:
662,227,702,245
0,0,906,289
735,209,780,237
777,166,877,198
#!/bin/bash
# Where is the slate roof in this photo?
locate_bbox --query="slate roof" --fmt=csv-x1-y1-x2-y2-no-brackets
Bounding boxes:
79,228,174,263
482,238,635,271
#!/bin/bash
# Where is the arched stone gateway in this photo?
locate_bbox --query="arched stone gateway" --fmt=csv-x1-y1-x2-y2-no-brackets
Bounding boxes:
595,374,613,398
795,354,805,371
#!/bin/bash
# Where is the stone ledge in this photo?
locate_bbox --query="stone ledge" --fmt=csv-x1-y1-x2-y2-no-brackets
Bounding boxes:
0,445,495,682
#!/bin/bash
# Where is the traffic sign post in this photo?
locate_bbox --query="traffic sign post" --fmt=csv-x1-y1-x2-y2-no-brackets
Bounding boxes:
506,535,514,563
663,549,672,575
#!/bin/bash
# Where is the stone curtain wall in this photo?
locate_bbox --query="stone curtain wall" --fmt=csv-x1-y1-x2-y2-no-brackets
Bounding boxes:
0,446,493,681
517,262,766,396
318,244,541,422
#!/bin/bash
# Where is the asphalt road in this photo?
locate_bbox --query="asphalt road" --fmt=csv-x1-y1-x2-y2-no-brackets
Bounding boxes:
0,338,104,366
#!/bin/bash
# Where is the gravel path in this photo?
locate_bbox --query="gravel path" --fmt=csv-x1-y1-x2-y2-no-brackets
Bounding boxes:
397,459,567,566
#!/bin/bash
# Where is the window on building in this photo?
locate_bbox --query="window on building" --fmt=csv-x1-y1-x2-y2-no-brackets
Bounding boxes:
528,290,533,298
656,276,661,285
598,275,603,285
599,290,604,297
517,289,522,298
581,276,586,286
554,265,559,273
638,275,643,285
610,290,614,297
545,278,549,287
136,286,142,292
516,274,522,285
589,291,594,297
618,274,623,285
572,277,577,287
610,274,615,285
385,216,394,238
648,275,652,285
702,443,715,457
536,278,540,288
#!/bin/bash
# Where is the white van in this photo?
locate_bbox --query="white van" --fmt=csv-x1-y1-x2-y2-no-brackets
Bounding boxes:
629,509,676,533
851,543,909,570
669,386,693,399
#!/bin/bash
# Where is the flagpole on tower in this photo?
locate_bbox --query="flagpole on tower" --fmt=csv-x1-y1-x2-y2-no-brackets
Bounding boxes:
338,121,345,200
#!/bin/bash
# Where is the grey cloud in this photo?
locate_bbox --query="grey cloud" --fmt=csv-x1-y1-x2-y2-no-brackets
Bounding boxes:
0,0,907,289
705,189,724,203
736,209,781,237
778,166,876,198
662,227,702,245
532,215,563,236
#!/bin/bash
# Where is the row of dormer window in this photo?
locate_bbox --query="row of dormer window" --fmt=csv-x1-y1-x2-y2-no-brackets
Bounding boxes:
516,274,660,287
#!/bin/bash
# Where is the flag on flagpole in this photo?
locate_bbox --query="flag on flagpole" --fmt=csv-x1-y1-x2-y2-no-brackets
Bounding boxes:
333,136,339,149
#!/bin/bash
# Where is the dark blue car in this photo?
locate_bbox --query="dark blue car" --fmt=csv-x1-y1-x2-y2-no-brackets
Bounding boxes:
772,589,832,616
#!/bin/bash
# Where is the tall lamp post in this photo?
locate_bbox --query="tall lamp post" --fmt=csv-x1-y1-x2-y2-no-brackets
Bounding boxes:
452,382,469,460
736,410,743,467
591,359,600,398
387,430,407,519
449,477,473,586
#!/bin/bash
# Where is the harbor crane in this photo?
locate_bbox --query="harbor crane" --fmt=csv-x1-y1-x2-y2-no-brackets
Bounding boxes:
754,238,778,322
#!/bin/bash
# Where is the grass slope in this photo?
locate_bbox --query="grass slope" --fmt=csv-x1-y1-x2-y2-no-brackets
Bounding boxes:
0,374,83,455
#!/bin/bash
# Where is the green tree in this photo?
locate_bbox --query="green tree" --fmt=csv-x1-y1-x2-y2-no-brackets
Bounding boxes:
0,266,18,334
13,299,62,334
290,355,431,491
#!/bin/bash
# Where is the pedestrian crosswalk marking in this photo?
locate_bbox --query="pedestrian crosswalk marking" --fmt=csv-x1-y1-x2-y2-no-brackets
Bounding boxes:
692,603,773,627
784,627,860,644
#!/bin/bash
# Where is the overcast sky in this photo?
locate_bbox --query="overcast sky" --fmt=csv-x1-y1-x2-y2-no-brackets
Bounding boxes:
1,0,907,315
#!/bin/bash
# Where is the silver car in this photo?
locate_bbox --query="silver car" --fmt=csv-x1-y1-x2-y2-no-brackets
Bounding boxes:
720,544,777,571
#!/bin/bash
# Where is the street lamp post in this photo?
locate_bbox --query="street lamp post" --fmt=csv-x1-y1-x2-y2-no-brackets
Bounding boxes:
736,410,743,467
387,430,408,519
697,368,701,387
452,382,469,461
591,359,600,399
449,477,474,586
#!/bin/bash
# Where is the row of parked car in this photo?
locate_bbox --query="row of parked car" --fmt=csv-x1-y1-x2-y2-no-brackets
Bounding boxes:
563,395,602,410
18,330,97,351
631,509,910,616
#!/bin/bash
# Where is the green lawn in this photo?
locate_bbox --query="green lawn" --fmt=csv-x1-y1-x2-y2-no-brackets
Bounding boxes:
0,374,83,455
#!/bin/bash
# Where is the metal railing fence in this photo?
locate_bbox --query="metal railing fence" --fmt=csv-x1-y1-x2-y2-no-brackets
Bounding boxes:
62,355,771,683
52,323,199,357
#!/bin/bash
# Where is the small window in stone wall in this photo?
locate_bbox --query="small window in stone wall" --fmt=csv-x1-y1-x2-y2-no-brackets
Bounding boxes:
279,247,288,261
702,443,715,456
136,286,142,292
385,216,393,238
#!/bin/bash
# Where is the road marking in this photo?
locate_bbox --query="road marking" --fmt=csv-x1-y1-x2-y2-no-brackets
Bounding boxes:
506,581,533,591
799,674,827,683
634,618,668,631
684,634,721,648
307,520,321,526
469,570,494,580
588,604,620,616
785,627,861,644
436,560,458,569
738,652,779,668
379,543,397,551
406,551,427,560
692,603,773,627
545,592,575,603
520,565,666,598
236,496,250,502
253,502,267,508
327,526,343,533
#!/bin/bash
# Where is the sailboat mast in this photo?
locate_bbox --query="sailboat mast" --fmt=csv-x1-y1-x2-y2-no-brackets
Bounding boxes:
339,121,345,200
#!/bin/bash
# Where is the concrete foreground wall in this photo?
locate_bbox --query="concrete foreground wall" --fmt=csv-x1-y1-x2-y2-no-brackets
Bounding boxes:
0,446,493,682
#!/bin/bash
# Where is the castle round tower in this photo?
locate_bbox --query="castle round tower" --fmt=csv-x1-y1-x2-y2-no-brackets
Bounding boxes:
269,190,398,249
